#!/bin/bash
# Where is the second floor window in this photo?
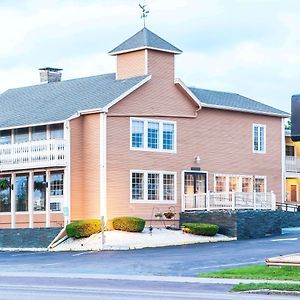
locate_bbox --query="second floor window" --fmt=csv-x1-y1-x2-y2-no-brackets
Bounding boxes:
286,145,295,157
253,124,265,153
131,118,176,152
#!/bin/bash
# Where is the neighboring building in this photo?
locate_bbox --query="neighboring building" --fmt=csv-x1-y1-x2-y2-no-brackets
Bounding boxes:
285,129,300,202
0,28,289,229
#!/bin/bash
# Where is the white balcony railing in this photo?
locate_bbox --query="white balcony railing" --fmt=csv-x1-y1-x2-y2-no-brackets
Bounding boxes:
286,156,300,173
184,191,276,211
0,139,66,171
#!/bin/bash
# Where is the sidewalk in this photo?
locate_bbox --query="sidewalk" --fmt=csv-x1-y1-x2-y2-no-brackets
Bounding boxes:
0,271,299,285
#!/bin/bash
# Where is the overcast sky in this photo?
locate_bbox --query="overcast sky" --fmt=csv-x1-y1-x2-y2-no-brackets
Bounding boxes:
1,0,299,113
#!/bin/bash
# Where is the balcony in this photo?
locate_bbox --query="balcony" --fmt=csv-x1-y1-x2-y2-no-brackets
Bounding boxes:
286,156,300,173
0,139,66,171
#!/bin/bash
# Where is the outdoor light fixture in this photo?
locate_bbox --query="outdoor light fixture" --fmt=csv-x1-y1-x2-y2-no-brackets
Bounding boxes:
195,156,201,164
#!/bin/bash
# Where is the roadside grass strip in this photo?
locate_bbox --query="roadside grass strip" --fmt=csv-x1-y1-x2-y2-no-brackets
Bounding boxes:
199,265,300,281
231,282,300,292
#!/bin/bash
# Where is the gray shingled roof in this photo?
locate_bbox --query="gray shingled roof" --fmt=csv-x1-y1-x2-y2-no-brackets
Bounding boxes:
109,27,182,55
189,87,289,117
0,73,148,128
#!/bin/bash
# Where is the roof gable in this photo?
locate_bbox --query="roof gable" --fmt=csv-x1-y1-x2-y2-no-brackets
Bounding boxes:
0,73,149,129
109,27,182,55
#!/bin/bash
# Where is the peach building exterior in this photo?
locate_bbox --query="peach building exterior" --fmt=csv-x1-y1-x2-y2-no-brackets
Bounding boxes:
0,28,289,228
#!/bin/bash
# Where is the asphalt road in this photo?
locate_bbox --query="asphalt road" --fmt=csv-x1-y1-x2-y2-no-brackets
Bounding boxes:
0,232,299,276
0,232,299,299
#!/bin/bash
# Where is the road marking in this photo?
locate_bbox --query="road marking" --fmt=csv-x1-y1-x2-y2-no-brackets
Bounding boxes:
270,238,298,242
72,251,95,257
11,251,47,257
189,260,262,271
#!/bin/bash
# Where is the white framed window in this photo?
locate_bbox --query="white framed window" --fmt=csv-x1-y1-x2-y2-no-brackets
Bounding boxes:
214,174,266,193
130,118,176,153
130,170,177,203
286,145,295,157
253,124,266,153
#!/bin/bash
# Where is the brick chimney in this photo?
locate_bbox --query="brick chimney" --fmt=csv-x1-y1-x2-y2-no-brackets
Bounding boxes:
39,67,63,83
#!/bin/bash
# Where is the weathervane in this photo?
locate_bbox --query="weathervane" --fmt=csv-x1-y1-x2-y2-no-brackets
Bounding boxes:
139,4,149,28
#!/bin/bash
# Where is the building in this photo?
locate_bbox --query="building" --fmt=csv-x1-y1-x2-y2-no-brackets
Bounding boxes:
0,28,289,229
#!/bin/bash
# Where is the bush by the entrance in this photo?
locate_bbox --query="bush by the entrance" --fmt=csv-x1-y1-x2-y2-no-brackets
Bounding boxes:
66,219,101,238
183,223,219,236
112,216,145,232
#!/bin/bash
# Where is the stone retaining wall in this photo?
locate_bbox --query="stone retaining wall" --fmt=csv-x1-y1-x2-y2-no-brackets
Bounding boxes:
0,228,61,248
180,210,300,239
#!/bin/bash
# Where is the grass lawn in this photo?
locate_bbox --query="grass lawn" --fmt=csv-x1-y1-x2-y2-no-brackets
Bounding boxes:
199,265,300,281
231,283,300,292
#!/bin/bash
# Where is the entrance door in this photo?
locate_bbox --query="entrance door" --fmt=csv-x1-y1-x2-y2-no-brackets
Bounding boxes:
291,184,298,202
184,172,207,209
184,172,207,195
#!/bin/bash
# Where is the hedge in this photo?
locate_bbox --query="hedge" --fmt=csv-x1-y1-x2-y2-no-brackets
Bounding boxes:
183,223,219,236
66,219,101,238
112,216,145,232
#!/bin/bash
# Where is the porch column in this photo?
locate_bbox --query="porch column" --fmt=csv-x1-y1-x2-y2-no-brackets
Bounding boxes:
10,173,16,229
28,171,34,228
46,170,51,227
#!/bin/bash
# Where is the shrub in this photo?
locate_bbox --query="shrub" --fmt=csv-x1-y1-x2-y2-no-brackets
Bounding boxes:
66,219,101,238
112,216,145,232
182,223,219,236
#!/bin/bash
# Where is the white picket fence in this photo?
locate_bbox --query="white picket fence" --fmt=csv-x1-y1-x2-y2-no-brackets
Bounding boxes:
183,191,276,211
0,139,66,171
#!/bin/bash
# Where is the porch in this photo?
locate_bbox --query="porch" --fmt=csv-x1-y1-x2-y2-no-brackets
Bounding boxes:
286,156,300,173
0,139,66,171
183,191,276,211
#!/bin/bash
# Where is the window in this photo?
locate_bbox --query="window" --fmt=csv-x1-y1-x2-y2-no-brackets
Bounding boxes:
131,118,176,152
33,173,46,211
214,174,266,193
50,124,64,139
50,171,64,196
147,122,159,149
0,130,11,144
16,174,28,212
0,176,11,212
253,124,265,153
15,128,29,143
131,170,176,203
215,176,226,192
286,145,295,157
32,126,47,141
131,172,144,200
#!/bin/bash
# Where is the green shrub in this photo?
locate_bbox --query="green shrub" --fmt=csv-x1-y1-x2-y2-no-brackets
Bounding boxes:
66,219,101,239
112,216,145,232
183,223,219,236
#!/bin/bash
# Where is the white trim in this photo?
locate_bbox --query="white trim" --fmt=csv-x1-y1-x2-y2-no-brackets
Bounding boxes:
109,46,182,56
130,170,177,204
145,49,148,75
103,75,152,111
45,170,51,227
201,102,289,118
290,184,298,202
282,118,287,203
10,173,16,228
99,113,107,220
130,117,177,153
28,172,34,228
174,78,201,108
0,120,65,132
252,124,266,154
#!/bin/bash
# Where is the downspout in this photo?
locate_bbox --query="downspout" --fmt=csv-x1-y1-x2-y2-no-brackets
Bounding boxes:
64,120,71,226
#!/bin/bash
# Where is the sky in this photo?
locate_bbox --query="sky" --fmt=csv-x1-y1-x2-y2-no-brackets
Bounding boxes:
0,0,299,113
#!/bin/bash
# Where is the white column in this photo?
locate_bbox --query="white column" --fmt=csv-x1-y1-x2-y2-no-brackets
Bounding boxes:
11,173,16,229
281,118,286,203
28,171,34,228
99,113,107,221
46,170,51,227
232,190,235,210
206,191,210,211
64,121,71,226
